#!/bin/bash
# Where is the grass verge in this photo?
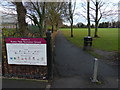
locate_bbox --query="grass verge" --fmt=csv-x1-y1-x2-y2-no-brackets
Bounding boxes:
61,28,118,60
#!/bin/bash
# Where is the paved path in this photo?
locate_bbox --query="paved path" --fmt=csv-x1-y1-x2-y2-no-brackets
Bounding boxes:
51,31,118,88
2,78,47,88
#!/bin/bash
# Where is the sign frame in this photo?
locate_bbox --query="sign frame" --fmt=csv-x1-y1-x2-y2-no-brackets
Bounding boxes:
6,38,47,66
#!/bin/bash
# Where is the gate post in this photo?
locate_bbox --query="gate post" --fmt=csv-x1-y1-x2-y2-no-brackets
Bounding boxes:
46,29,52,80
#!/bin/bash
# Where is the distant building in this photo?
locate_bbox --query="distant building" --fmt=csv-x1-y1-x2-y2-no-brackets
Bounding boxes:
0,13,18,29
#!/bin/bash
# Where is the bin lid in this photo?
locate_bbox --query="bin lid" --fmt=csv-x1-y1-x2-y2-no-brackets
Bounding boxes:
84,36,92,38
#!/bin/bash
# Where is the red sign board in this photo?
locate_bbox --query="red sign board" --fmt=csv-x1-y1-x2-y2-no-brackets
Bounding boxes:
6,38,47,66
6,38,46,44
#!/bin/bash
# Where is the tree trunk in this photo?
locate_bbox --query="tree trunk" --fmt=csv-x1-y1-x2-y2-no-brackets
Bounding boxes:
69,1,74,38
40,2,46,37
44,20,47,32
56,23,59,31
71,21,73,37
94,21,99,37
87,0,91,36
94,0,99,37
52,25,54,33
15,2,28,37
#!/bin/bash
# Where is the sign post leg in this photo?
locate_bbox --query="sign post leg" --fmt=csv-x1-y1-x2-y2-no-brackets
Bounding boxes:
46,30,52,80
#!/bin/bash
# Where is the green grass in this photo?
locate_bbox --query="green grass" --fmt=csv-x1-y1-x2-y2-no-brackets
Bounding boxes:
61,28,118,52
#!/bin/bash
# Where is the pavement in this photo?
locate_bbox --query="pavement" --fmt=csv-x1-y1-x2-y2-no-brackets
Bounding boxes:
51,30,119,88
2,78,48,89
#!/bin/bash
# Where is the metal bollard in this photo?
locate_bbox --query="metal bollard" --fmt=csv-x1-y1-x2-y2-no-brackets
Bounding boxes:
91,58,99,82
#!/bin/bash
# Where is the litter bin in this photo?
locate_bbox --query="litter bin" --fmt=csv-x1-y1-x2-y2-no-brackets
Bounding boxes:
83,36,92,50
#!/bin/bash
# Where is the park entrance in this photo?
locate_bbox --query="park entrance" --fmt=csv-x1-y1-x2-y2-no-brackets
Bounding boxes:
2,31,53,80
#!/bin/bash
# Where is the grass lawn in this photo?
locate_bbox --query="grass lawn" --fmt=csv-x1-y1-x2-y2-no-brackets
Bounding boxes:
61,28,118,52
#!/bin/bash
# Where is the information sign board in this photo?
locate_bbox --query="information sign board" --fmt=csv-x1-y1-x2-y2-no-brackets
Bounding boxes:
6,38,47,66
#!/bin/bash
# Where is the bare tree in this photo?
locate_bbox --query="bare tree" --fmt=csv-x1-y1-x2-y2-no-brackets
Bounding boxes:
64,0,76,37
94,0,99,37
81,0,116,37
87,0,91,36
91,0,116,37
46,2,64,33
25,2,46,37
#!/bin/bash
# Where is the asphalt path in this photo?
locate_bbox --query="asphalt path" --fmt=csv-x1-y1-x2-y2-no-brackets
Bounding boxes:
2,78,47,89
51,30,118,88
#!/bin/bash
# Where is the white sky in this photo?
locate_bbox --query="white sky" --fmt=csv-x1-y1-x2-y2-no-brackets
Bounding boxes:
0,0,119,25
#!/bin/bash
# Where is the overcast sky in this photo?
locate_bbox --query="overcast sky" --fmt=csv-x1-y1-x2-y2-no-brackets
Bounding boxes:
64,0,119,25
0,0,119,25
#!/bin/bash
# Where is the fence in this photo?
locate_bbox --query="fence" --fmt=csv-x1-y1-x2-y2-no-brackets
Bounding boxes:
2,30,54,80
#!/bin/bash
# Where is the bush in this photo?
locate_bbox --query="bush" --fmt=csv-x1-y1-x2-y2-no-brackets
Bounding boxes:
2,28,16,37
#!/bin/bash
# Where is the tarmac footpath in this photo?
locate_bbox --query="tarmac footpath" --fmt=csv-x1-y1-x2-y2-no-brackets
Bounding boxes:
2,78,49,89
51,30,118,89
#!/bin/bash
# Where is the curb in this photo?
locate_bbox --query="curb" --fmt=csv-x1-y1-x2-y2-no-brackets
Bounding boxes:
2,77,48,82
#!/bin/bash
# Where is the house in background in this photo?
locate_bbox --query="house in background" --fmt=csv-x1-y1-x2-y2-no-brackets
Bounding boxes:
1,13,18,29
